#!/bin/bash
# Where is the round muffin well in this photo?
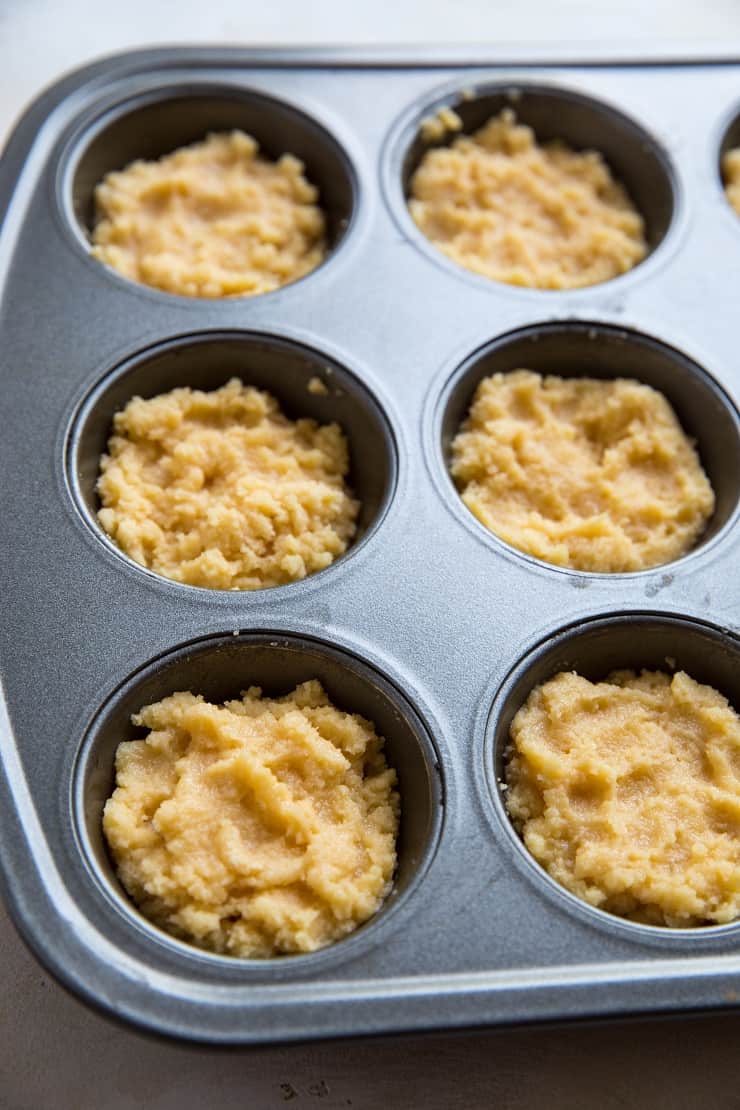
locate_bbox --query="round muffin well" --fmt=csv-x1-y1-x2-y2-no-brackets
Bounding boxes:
409,107,647,290
74,632,443,964
449,369,714,573
65,84,356,297
486,613,740,934
96,377,359,590
103,679,400,958
504,665,740,928
67,331,397,592
396,83,675,289
437,322,740,574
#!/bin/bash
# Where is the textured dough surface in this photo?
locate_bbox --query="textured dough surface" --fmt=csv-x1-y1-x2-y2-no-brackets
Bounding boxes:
90,131,326,297
103,681,400,957
97,378,359,590
722,146,740,216
450,370,714,572
409,108,647,289
504,669,740,927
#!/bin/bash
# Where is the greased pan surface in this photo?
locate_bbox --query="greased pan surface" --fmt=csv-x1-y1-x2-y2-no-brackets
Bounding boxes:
1,47,740,1043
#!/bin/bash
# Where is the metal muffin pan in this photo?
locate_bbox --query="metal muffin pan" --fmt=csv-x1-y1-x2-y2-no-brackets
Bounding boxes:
1,46,740,1044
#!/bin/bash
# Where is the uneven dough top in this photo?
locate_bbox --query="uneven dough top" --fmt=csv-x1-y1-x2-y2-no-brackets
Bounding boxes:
504,669,740,927
722,146,740,216
97,378,359,590
449,370,714,573
408,108,647,290
103,680,400,958
90,130,326,298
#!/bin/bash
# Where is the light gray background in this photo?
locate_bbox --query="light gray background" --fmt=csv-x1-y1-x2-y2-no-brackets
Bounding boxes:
2,2,740,1107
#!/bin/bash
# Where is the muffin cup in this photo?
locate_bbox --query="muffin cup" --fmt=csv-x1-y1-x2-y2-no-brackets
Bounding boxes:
60,82,358,295
433,320,740,572
73,630,444,966
718,101,740,219
66,329,398,591
485,610,740,940
386,80,677,288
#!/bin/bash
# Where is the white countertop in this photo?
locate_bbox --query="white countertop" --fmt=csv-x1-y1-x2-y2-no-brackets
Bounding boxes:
2,0,740,142
2,3,740,1106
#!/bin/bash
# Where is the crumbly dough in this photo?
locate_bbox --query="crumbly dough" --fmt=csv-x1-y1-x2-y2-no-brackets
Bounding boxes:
103,681,400,957
420,106,464,142
504,669,740,927
97,378,359,590
722,146,740,216
307,375,329,396
90,131,326,297
408,108,647,289
450,370,714,573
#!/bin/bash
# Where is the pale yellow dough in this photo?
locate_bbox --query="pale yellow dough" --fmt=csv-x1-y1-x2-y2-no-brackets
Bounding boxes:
97,378,359,590
419,106,464,142
722,146,740,216
90,131,326,298
103,681,400,957
449,370,714,573
409,108,647,289
504,669,740,928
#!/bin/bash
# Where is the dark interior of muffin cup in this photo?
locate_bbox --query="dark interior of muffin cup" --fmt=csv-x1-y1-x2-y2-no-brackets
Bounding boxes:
719,107,740,194
440,321,740,556
68,331,396,574
401,84,675,256
489,613,740,786
75,633,443,959
68,86,355,252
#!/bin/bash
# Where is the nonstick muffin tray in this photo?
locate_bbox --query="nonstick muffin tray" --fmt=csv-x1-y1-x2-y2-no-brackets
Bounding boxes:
1,46,740,1045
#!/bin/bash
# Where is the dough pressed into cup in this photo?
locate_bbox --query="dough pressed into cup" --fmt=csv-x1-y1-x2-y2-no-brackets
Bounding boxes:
97,378,359,590
408,108,647,290
103,681,400,957
504,668,740,928
449,370,714,573
722,145,740,216
90,130,326,297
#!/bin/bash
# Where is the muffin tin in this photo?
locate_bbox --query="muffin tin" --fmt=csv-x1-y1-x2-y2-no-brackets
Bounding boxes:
1,47,740,1044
